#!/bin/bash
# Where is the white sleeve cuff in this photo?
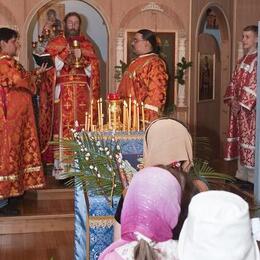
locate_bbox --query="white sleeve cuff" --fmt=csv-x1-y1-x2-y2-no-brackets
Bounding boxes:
84,64,91,78
55,56,64,71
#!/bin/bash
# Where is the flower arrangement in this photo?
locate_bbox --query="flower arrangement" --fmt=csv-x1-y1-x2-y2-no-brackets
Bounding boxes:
61,129,127,205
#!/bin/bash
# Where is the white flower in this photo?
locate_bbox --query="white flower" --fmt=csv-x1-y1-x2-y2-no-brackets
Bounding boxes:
105,147,109,151
97,173,101,178
89,165,94,170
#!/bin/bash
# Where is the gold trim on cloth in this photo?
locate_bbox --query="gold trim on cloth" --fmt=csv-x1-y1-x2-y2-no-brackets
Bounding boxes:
97,132,144,141
24,166,42,173
0,175,18,182
0,183,44,199
144,103,159,112
89,216,115,228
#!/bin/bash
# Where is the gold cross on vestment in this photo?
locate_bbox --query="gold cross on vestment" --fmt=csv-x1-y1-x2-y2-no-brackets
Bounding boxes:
64,102,71,109
79,102,86,107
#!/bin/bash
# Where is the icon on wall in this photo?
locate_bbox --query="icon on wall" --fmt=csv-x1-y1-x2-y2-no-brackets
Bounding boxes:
38,4,65,37
206,9,218,30
198,53,215,101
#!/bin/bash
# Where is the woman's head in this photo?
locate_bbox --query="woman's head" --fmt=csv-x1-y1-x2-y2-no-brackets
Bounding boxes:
121,166,182,242
178,191,260,260
144,118,193,172
131,29,160,56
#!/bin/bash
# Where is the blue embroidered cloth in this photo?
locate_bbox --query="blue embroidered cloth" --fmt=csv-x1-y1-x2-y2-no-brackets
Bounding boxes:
74,131,144,260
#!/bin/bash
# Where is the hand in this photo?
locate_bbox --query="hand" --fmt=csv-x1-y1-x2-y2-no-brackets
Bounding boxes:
231,101,240,116
36,63,49,75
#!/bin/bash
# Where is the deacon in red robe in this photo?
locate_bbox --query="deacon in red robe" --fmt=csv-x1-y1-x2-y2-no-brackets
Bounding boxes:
224,25,258,183
0,28,45,201
117,29,168,122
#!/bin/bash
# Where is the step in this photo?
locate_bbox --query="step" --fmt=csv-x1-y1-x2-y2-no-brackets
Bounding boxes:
0,213,74,234
0,198,74,234
24,188,74,200
24,175,74,200
0,230,74,260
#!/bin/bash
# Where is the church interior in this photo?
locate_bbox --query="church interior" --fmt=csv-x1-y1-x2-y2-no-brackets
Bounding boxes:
0,0,260,259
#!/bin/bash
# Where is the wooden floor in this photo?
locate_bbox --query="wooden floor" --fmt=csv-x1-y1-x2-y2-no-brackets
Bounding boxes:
0,231,74,260
0,175,74,260
0,160,256,259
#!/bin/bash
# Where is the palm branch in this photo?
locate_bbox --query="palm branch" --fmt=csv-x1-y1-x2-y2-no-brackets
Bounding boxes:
57,130,126,204
191,136,236,183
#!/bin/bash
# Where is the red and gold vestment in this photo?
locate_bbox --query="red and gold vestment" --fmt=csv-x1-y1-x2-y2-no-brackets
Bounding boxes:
0,55,45,198
117,53,168,122
38,34,100,178
224,52,257,168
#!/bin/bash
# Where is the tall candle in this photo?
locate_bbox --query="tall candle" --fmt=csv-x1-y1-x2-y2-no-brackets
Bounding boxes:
84,112,88,131
123,100,128,131
90,100,93,131
113,106,117,130
128,95,132,130
141,102,145,131
101,114,104,132
88,115,91,131
100,98,103,126
133,100,136,130
137,103,140,131
108,104,111,129
97,99,100,127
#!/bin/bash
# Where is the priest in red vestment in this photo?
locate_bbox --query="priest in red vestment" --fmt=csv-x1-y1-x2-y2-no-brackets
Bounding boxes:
224,25,258,184
117,29,168,122
39,12,100,179
0,28,45,214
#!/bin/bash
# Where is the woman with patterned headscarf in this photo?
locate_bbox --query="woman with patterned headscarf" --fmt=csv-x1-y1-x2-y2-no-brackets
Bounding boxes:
100,167,182,260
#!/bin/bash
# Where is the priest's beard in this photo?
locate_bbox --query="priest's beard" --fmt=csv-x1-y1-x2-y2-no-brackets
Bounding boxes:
65,28,80,38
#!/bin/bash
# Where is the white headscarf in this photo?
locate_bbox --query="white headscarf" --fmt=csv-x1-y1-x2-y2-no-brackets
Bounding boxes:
178,190,260,260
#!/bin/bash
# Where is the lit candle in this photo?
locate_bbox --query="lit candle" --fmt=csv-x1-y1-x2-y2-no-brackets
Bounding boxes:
90,99,93,131
133,100,136,130
101,114,104,132
108,104,111,129
97,99,100,128
88,115,91,131
100,98,103,116
84,112,88,131
128,95,132,130
123,100,127,131
137,103,140,131
113,105,117,130
141,102,145,131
